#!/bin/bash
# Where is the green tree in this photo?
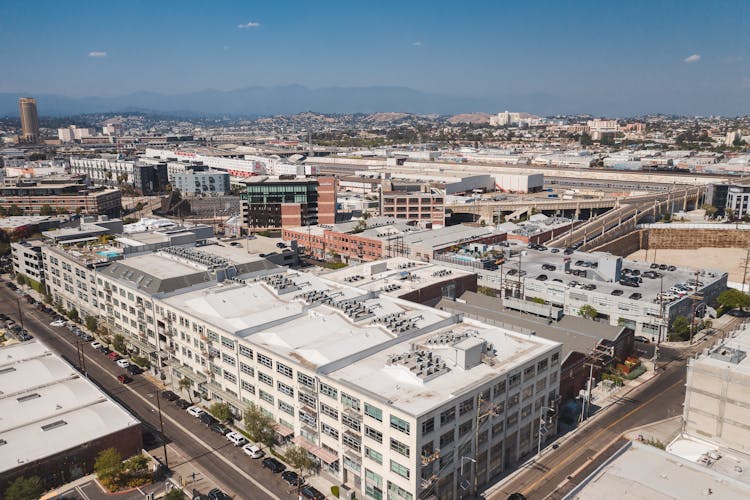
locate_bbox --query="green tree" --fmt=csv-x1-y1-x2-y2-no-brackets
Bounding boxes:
717,289,750,311
285,445,315,493
209,402,233,422
123,454,149,473
39,204,54,216
578,304,598,320
164,488,185,500
701,204,718,219
580,132,593,146
4,476,44,500
66,308,80,323
7,204,23,216
178,376,194,402
94,448,123,481
15,273,26,286
669,315,691,341
85,315,99,332
244,402,276,450
112,333,127,353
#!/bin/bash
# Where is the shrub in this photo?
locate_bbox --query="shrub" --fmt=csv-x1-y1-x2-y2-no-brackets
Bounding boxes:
624,365,646,380
94,448,123,481
124,454,149,473
5,476,44,500
164,489,185,500
209,402,233,422
331,485,340,498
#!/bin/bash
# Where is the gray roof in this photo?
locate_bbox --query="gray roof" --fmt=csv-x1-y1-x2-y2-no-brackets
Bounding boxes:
436,291,624,361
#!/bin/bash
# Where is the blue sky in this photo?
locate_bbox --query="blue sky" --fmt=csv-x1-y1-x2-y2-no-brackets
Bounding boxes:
1,0,747,114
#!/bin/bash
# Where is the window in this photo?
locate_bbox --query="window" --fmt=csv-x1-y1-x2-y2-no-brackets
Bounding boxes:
342,414,361,432
508,393,519,408
365,403,383,422
440,429,455,448
459,397,474,416
222,353,236,366
492,420,504,437
551,352,560,365
298,372,315,389
258,353,272,368
277,362,293,378
364,426,383,443
521,385,534,401
537,358,548,373
421,417,435,436
509,372,521,388
240,363,254,376
343,433,361,452
458,419,473,438
365,447,383,464
321,403,339,420
258,372,273,386
341,392,360,411
299,392,317,408
440,407,456,426
241,380,255,394
322,423,339,439
224,371,236,384
239,345,254,359
259,390,274,404
390,415,410,435
390,460,410,479
221,336,235,349
521,404,532,419
390,438,410,457
279,400,294,416
300,409,317,426
278,381,294,397
523,365,536,381
320,382,338,399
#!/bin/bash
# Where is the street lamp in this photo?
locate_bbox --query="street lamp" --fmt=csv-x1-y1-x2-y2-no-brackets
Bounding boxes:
459,456,476,497
537,406,557,456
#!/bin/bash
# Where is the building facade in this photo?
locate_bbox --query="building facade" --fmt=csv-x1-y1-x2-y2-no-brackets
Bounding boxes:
69,157,168,194
240,178,320,229
11,240,44,284
172,170,230,196
381,190,445,227
0,179,121,216
18,97,40,143
726,185,750,218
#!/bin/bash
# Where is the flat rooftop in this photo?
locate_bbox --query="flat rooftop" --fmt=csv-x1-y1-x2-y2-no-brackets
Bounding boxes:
693,323,750,376
567,440,750,499
0,340,140,474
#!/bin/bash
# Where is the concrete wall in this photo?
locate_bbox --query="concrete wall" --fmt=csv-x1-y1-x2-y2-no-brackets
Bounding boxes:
596,227,750,256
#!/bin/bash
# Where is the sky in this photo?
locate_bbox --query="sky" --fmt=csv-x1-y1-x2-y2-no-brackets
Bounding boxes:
0,0,748,115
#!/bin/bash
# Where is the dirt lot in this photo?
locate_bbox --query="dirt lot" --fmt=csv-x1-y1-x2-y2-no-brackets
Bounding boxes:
628,247,748,283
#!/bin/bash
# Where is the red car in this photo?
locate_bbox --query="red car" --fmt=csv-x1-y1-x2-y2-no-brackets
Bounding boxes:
107,352,121,361
117,374,132,384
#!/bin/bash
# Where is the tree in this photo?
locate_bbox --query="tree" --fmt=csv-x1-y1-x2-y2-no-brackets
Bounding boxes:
701,204,718,219
39,204,54,216
7,204,23,216
5,476,44,500
66,308,80,323
579,132,593,146
94,448,123,481
85,315,99,332
178,377,194,403
244,403,276,450
15,273,26,286
112,333,127,354
123,454,149,473
669,315,691,341
578,304,598,320
285,445,315,493
717,289,750,311
209,402,233,423
164,488,185,500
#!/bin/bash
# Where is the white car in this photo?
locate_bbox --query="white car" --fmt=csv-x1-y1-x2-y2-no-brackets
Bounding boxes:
91,341,103,349
116,358,130,369
50,319,66,327
242,443,264,459
226,431,248,447
187,406,205,418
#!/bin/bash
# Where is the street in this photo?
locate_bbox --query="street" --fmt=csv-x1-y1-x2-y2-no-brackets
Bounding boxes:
0,283,298,500
488,319,743,500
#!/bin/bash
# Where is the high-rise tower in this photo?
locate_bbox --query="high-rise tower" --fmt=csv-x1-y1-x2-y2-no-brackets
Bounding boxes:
18,97,40,143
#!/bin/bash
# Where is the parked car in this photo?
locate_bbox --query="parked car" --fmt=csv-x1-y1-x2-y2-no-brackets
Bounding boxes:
90,341,103,349
162,390,179,402
262,457,286,473
116,359,130,369
226,431,248,447
200,412,219,426
97,346,112,355
187,406,206,418
611,289,623,296
107,352,121,362
242,443,264,459
175,398,191,410
80,333,94,342
50,319,66,327
634,335,650,343
281,470,304,487
300,486,325,500
207,488,232,500
209,422,231,435
117,374,132,384
536,274,548,281
126,364,142,375
629,293,642,300
667,265,677,272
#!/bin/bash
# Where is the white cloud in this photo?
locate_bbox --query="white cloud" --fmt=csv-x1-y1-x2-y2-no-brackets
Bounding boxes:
683,54,701,63
412,41,422,47
238,21,261,29
88,51,107,57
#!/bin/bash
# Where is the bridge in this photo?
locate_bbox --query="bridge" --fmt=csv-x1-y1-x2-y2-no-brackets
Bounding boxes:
545,186,705,251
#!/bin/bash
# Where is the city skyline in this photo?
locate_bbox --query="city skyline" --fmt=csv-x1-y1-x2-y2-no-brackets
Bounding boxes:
1,0,748,116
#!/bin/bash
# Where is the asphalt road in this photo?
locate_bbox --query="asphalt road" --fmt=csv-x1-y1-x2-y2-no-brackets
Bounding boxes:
488,322,742,500
0,283,298,500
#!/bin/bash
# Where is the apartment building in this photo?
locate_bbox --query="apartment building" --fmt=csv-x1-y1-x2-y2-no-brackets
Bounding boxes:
0,178,121,216
381,189,445,227
172,170,231,196
69,157,168,195
82,246,560,500
11,240,44,283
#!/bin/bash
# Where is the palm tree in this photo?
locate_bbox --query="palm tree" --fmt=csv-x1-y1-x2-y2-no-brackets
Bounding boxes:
178,377,194,403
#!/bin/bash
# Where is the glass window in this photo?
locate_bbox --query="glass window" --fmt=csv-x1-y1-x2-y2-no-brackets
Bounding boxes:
459,397,474,416
390,460,410,479
258,353,272,368
320,382,338,399
365,447,383,464
278,381,294,397
364,403,383,422
341,392,360,411
258,372,273,386
298,372,315,388
421,417,435,436
321,403,339,420
390,415,410,435
390,438,410,457
364,426,382,443
277,362,293,378
440,407,455,426
342,414,361,432
279,400,294,416
239,345,254,359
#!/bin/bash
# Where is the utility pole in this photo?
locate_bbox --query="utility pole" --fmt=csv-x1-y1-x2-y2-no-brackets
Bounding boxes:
654,275,664,371
470,394,502,496
155,390,169,471
537,406,557,456
689,269,703,345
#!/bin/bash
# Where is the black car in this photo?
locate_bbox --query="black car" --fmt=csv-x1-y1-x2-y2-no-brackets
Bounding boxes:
611,289,623,296
650,263,659,269
209,422,231,435
667,265,677,272
161,390,179,402
299,486,325,500
207,488,232,500
175,398,191,410
536,274,548,281
281,470,304,487
200,412,219,426
126,364,142,375
550,248,560,253
262,457,286,473
97,346,112,355
564,247,575,255
80,333,94,342
629,292,642,300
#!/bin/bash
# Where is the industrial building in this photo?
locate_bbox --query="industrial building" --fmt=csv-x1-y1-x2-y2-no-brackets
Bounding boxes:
0,340,142,492
0,177,121,216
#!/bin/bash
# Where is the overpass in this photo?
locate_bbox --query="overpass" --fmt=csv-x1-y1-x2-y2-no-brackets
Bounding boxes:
545,186,705,251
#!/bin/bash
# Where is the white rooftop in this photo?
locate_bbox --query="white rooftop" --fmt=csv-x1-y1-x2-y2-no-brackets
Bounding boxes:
0,340,140,474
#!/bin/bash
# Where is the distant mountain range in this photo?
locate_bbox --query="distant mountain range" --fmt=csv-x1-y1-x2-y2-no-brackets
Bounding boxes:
0,85,561,117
